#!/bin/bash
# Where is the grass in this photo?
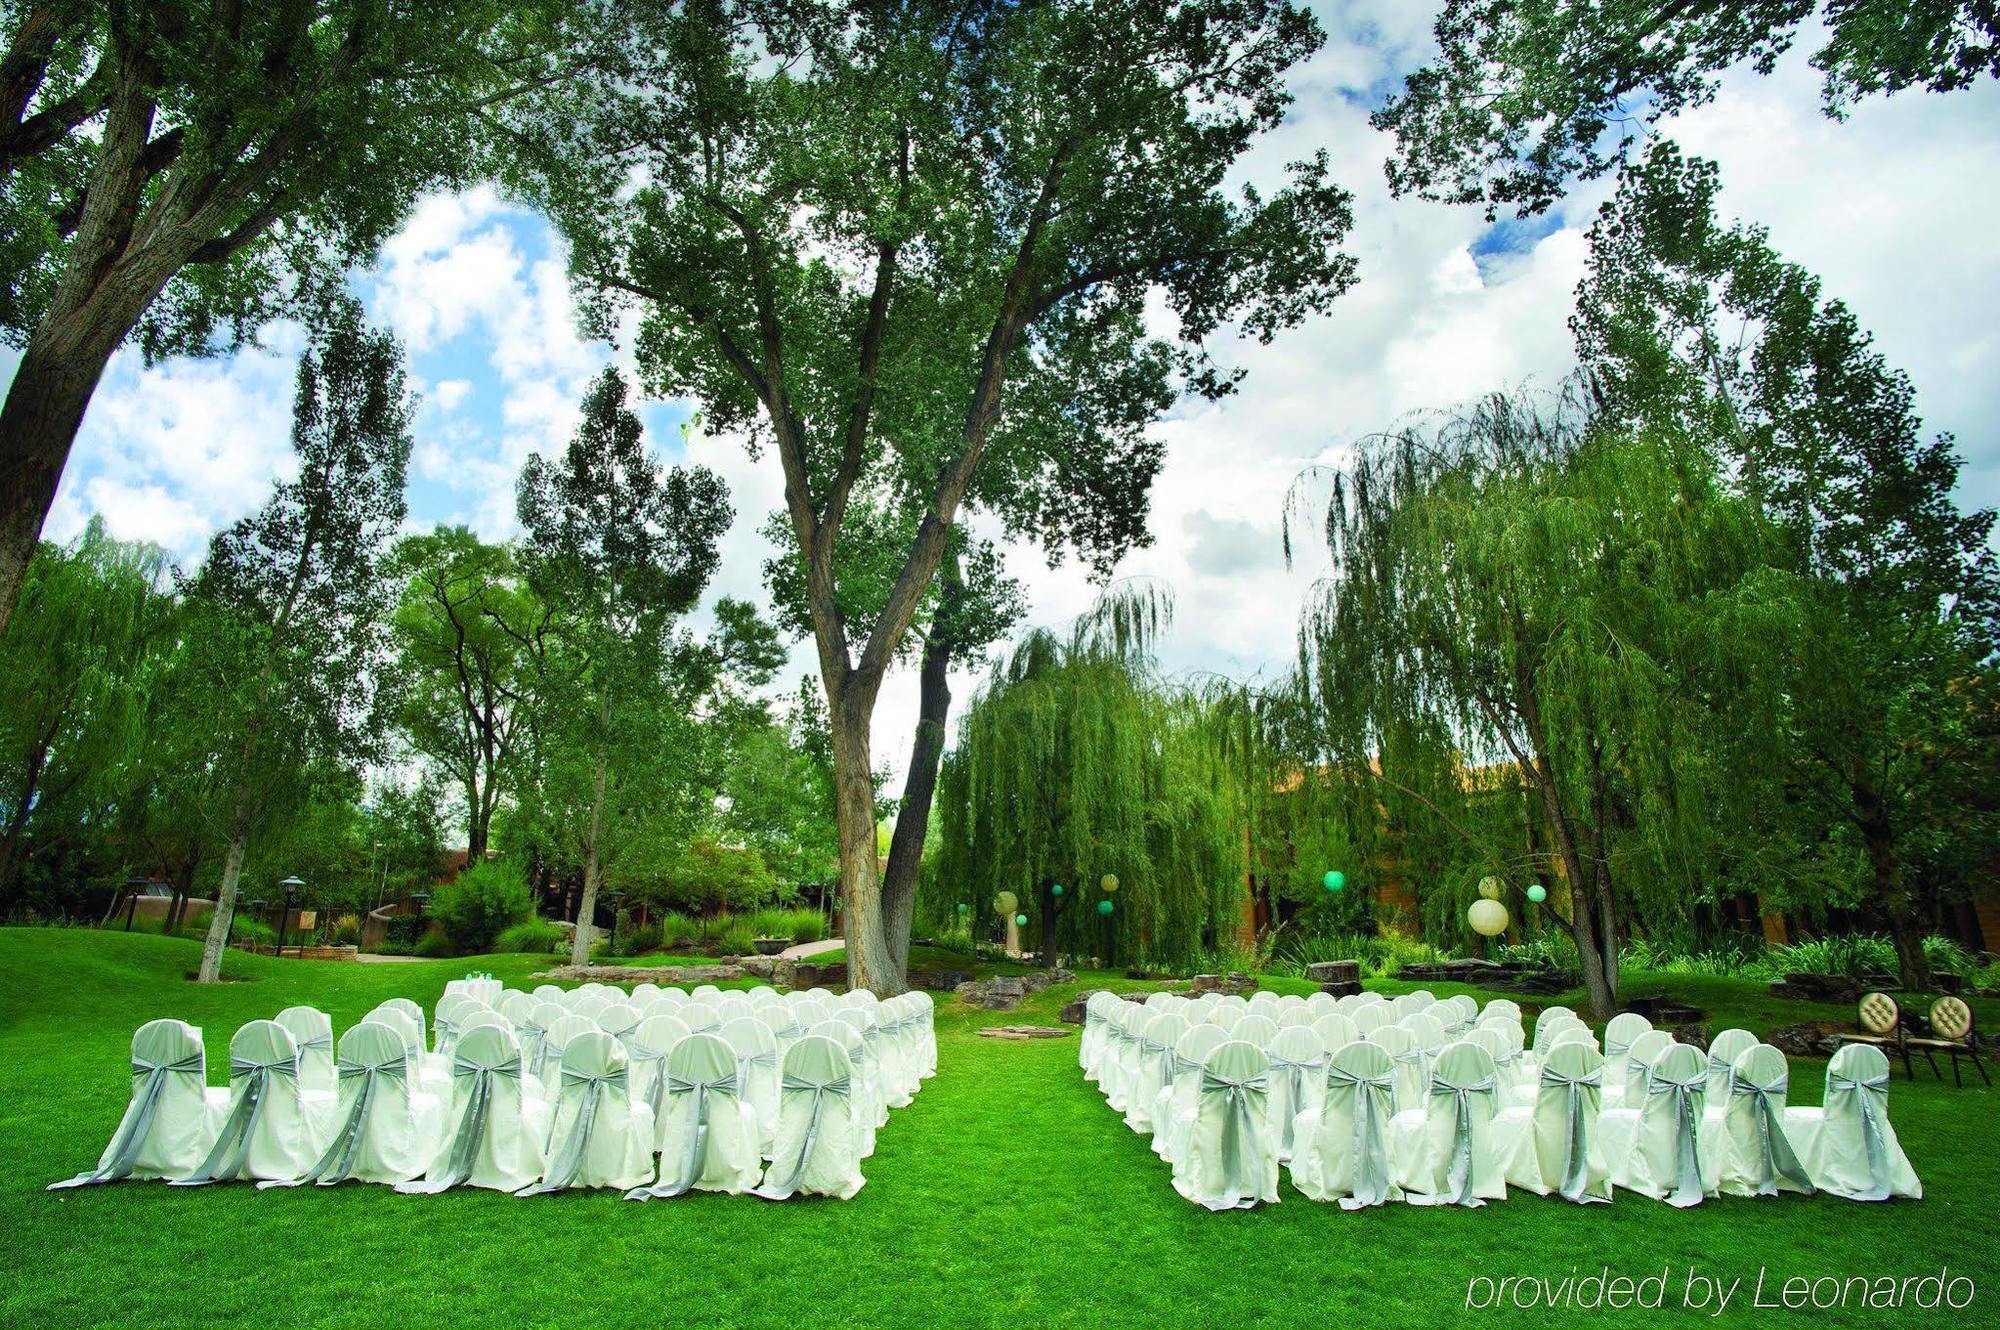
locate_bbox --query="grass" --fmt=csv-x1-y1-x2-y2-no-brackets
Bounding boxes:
2,928,1994,1329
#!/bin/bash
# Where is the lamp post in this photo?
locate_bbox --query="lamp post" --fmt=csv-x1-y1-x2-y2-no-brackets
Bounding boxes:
122,876,147,931
604,890,625,956
275,876,304,955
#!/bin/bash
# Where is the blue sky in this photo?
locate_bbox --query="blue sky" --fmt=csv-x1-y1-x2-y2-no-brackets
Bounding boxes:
13,3,2000,784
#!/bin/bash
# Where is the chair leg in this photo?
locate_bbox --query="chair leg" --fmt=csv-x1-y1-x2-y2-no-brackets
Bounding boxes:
1901,1045,1917,1081
1970,1044,1991,1088
1950,1051,1961,1088
1923,1048,1942,1082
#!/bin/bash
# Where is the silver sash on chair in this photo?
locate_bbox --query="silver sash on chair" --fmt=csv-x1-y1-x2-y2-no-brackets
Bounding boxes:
400,1052,524,1193
1647,1068,1708,1207
1539,1064,1607,1204
432,1019,457,1058
1417,1070,1496,1207
752,1074,852,1200
1266,1054,1320,1156
1731,1072,1812,1196
1828,1069,1894,1201
262,1051,407,1188
1198,1069,1269,1208
48,1050,206,1189
517,1065,628,1196
630,1045,671,1122
518,1021,548,1077
171,1054,300,1186
1706,1051,1736,1095
1323,1064,1394,1210
627,1071,739,1201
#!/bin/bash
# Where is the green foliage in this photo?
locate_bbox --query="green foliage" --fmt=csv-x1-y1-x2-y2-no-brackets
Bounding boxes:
412,925,454,959
645,838,776,918
227,917,277,949
744,907,825,944
1269,928,1447,981
494,917,566,955
655,912,700,951
1374,1,2000,218
427,861,533,955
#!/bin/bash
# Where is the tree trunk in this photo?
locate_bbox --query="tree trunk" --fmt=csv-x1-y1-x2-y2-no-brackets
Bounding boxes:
197,776,257,983
465,769,487,861
568,692,612,967
830,677,901,995
1854,778,1930,991
880,624,953,978
0,318,127,642
1522,760,1618,1019
1039,878,1063,973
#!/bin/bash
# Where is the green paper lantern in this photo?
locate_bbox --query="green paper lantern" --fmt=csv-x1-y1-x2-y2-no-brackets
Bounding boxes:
1013,913,1028,927
1100,873,1119,893
1323,870,1346,892
1097,900,1114,916
1051,883,1064,897
957,902,969,913
1527,883,1548,904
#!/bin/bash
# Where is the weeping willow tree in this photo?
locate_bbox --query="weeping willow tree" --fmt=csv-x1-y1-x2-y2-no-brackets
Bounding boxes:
1285,387,1773,1017
928,587,1246,972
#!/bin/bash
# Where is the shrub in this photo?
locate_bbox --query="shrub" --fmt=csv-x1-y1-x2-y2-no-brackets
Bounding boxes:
746,907,825,943
495,916,565,954
715,918,755,957
229,916,277,949
428,861,533,955
1767,933,1898,980
617,920,665,957
330,914,362,947
413,924,454,958
658,912,699,950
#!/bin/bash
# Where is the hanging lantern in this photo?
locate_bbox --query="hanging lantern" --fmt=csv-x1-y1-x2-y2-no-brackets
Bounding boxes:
1097,900,1114,916
1013,913,1028,927
1100,873,1119,893
1477,875,1503,901
1527,883,1548,904
994,889,1018,915
956,902,970,914
1051,883,1064,897
1468,898,1509,937
1323,869,1345,892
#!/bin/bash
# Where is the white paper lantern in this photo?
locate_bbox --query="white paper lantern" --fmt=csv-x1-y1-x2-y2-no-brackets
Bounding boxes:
1468,898,1509,937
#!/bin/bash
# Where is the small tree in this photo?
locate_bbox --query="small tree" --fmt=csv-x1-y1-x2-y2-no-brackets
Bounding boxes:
516,367,732,966
188,292,410,983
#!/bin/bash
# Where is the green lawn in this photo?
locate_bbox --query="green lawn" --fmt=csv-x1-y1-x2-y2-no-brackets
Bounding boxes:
2,929,1992,1329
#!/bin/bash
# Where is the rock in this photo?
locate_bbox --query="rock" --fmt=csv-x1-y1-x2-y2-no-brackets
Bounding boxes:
975,1025,1073,1040
1767,1022,1842,1058
1190,971,1259,997
1305,960,1361,985
534,962,746,985
739,955,777,979
1019,969,1075,993
1318,980,1364,997
771,959,798,990
1671,1023,1710,1051
788,962,846,991
956,976,1029,1011
1060,995,1090,1025
909,969,976,993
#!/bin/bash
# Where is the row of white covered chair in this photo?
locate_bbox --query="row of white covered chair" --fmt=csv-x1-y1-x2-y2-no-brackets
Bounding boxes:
1079,989,1921,1211
50,975,934,1202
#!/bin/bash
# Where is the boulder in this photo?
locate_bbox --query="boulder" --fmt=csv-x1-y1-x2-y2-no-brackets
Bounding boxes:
1305,960,1361,985
739,955,778,979
975,1025,1073,1040
1190,971,1259,997
956,976,1029,1010
1767,1022,1843,1058
1059,995,1091,1026
910,969,976,993
1671,1023,1710,1051
1020,968,1076,994
1317,980,1364,997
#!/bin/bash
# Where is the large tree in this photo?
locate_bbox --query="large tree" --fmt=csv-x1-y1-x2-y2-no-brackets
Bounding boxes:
186,292,409,983
1575,143,2000,988
0,0,583,642
1373,0,2000,218
1289,391,1772,1017
0,517,170,911
386,527,542,859
515,366,732,966
528,0,1357,992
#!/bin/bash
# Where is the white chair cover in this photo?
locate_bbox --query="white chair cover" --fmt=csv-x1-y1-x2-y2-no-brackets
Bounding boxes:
1234,1013,1279,1050
722,1016,783,1154
1366,1024,1426,1113
1266,1026,1326,1163
540,1014,598,1099
1124,1011,1189,1133
401,1024,548,1193
631,1032,761,1199
517,1031,653,1195
522,1001,566,1077
681,1003,723,1035
1705,1028,1757,1099
1311,1012,1358,1053
49,1019,220,1188
381,997,426,1050
1172,1040,1278,1211
1712,1043,1813,1197
531,984,565,1004
1617,1029,1674,1105
1789,1044,1921,1200
1612,1041,1714,1206
629,1014,691,1124
275,1006,336,1096
1350,1003,1390,1036
432,993,479,1058
262,1021,443,1188
1103,1004,1149,1112
1289,1040,1400,1208
1394,1040,1504,1207
753,1035,864,1200
1603,1012,1651,1091
598,1002,643,1048
171,1020,325,1185
1152,1024,1229,1164
1493,1039,1611,1203
1081,992,1121,1081
810,1020,877,1158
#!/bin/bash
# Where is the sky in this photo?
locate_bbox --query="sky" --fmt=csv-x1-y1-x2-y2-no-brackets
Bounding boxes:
16,3,2000,799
